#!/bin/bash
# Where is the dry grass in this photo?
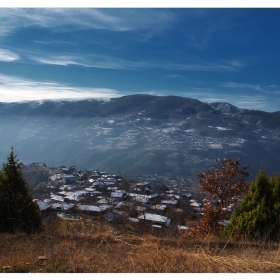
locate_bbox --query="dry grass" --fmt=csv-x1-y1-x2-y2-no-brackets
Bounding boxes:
1,218,280,273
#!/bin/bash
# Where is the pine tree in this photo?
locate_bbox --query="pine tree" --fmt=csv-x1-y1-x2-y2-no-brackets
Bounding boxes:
224,167,280,241
0,148,42,233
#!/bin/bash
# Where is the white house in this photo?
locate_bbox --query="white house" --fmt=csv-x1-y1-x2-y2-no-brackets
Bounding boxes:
137,213,171,228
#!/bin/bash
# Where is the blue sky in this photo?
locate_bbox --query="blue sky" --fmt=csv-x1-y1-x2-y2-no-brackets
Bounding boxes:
1,6,280,112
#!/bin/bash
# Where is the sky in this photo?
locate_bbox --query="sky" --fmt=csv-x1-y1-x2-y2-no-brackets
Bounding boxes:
1,3,280,112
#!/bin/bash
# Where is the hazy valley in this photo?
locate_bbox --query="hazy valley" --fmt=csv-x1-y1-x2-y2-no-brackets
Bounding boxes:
1,94,280,179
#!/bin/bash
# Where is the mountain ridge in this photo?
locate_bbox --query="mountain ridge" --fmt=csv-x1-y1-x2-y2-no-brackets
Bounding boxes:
0,94,280,178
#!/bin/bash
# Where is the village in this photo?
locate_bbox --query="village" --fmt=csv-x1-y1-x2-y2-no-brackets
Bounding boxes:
23,162,221,233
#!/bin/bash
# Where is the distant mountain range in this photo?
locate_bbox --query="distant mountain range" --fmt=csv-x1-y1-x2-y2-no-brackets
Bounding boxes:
1,94,280,179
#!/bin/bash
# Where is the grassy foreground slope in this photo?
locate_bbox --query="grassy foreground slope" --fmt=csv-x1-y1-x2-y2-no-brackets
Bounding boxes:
1,219,280,273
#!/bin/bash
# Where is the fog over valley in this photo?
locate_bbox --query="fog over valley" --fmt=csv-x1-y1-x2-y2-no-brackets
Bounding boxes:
0,95,280,179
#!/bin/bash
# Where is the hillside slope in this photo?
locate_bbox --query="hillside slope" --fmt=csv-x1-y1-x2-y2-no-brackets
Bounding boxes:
0,94,280,178
1,230,280,273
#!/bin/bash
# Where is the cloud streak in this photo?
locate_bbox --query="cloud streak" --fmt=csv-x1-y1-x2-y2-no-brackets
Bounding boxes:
222,82,262,91
0,73,279,112
0,48,20,62
0,73,122,102
222,82,280,94
0,8,177,37
29,52,244,72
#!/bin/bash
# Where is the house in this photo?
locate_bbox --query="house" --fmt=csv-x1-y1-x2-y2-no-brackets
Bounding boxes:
50,202,76,213
135,206,147,212
137,213,171,228
77,204,101,213
90,174,101,179
64,175,74,184
149,193,160,201
99,204,113,212
76,204,112,216
148,204,167,211
136,181,150,188
97,197,115,204
183,193,192,199
145,187,154,194
128,193,159,203
49,194,64,202
114,201,126,209
177,225,190,232
128,193,149,202
161,199,178,208
34,199,51,211
111,190,127,200
190,202,202,207
134,196,149,204
34,199,51,218
63,190,89,201
61,168,70,174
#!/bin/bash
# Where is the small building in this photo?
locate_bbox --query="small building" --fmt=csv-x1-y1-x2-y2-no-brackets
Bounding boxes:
34,199,51,218
177,225,190,232
135,206,147,212
148,204,167,211
190,202,202,207
137,213,171,228
161,199,178,207
97,197,115,204
34,199,51,211
77,204,112,216
111,190,127,200
136,181,150,188
183,193,192,199
61,168,70,174
90,174,101,179
149,193,160,201
50,202,76,213
64,175,74,184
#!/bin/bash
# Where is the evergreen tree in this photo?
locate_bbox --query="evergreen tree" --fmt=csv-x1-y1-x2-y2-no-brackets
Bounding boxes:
0,148,42,233
224,167,280,241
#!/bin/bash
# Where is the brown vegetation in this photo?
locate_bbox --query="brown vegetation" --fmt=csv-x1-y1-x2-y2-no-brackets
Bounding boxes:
1,218,280,273
192,158,251,236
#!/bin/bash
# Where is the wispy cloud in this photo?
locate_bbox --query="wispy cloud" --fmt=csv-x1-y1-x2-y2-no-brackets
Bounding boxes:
30,53,134,69
175,59,244,72
0,48,20,62
0,73,122,102
165,74,185,79
222,82,263,91
0,73,279,112
0,8,177,37
30,55,88,67
29,51,244,72
222,82,280,94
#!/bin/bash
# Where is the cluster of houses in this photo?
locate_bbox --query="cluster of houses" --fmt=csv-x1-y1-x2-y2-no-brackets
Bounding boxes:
33,165,207,231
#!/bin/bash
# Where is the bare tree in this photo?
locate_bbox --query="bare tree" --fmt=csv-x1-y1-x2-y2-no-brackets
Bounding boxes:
196,158,251,234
